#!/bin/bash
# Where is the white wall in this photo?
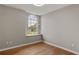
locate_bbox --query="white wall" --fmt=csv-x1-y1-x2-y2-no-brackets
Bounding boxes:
0,5,42,49
41,4,79,52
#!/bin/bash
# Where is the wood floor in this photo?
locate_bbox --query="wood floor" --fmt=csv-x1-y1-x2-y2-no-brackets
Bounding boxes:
0,42,75,55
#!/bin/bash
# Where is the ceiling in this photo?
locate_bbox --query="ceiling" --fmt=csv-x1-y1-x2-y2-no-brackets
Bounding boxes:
4,4,70,15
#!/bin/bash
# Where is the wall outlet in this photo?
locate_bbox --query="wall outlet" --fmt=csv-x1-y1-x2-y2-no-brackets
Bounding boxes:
72,44,74,47
6,41,9,45
6,41,13,45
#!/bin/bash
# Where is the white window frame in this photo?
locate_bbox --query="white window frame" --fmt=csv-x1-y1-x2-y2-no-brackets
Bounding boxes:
26,15,41,36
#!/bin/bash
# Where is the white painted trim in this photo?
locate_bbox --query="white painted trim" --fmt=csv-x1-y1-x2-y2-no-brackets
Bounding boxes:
44,41,79,55
0,40,42,51
0,40,78,55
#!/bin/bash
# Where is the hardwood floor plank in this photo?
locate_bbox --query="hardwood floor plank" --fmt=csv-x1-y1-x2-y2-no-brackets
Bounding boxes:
0,42,75,55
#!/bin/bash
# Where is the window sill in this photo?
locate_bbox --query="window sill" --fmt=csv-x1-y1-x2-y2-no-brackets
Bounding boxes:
25,34,41,37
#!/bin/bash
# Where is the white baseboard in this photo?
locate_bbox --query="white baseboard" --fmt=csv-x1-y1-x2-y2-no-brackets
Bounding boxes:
0,40,42,51
0,40,78,55
44,41,79,55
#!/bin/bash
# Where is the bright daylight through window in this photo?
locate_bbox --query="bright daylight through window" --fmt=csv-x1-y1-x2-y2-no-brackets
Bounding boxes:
26,15,40,36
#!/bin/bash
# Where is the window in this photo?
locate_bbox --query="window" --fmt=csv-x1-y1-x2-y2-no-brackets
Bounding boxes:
26,15,40,36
